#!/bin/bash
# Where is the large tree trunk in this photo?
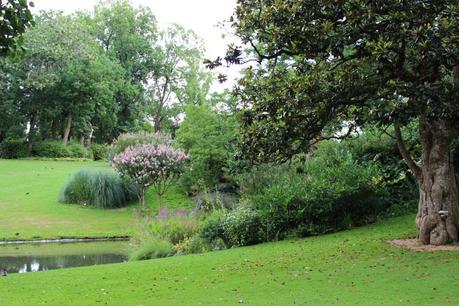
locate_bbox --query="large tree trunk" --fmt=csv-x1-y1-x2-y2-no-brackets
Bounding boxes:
416,117,459,245
62,114,72,145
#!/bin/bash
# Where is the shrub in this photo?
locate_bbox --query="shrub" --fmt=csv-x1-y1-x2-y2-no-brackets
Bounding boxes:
33,141,71,158
237,141,388,241
173,235,211,255
67,142,92,159
200,207,262,248
109,132,172,161
59,169,137,209
199,209,227,245
129,237,174,261
112,143,188,209
221,206,263,247
151,208,200,245
89,143,109,161
343,128,418,214
0,139,28,159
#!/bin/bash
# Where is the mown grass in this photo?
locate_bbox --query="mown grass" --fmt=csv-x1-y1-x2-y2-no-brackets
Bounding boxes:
1,215,458,305
0,159,193,241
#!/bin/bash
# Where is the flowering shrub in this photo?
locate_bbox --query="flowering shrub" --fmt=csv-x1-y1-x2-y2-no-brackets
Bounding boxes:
109,132,172,161
112,143,189,209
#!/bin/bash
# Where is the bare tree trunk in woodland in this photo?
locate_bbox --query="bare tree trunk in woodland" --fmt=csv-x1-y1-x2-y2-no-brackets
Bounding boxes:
27,111,38,154
62,114,72,145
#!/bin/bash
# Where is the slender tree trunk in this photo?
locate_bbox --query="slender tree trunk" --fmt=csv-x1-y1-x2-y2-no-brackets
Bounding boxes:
27,111,38,154
416,117,459,245
86,127,94,147
51,119,58,140
139,188,146,210
62,114,72,145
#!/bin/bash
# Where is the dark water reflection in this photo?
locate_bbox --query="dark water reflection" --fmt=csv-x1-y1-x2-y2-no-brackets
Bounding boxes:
0,241,130,274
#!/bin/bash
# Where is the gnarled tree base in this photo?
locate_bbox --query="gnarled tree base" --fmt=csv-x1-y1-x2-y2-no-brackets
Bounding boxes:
416,118,459,245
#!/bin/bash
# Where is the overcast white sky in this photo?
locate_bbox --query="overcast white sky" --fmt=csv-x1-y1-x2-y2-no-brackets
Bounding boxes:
32,0,241,91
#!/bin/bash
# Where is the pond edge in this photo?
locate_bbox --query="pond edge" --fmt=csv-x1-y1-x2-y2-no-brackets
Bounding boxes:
0,236,130,245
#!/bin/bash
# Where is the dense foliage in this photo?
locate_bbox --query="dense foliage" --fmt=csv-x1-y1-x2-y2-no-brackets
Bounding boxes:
0,0,34,56
177,104,237,194
224,0,459,245
201,141,389,247
59,169,137,209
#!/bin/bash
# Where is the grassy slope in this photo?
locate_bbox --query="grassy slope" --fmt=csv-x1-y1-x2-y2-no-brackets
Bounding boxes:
1,215,458,305
0,159,192,241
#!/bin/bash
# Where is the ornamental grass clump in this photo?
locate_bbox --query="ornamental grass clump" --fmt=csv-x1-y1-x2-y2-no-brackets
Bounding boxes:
112,144,189,209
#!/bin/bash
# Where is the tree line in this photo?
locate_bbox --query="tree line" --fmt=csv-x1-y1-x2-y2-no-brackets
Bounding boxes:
0,0,212,152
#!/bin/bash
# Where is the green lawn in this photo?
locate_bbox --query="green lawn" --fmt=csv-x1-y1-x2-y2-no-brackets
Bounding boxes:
0,159,193,241
0,215,458,305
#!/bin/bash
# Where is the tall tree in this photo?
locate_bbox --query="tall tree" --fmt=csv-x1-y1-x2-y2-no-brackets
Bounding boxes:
92,0,158,137
228,1,459,245
146,24,211,132
3,12,124,149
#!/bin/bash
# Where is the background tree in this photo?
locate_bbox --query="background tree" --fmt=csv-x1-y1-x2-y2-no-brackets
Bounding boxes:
0,12,125,150
228,0,459,245
0,0,34,56
176,102,237,194
146,24,211,132
91,0,158,138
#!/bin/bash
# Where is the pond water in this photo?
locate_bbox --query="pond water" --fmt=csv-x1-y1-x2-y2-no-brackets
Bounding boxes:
0,240,130,274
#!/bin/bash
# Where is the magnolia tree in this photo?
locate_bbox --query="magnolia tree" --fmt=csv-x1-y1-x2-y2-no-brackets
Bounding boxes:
112,143,188,210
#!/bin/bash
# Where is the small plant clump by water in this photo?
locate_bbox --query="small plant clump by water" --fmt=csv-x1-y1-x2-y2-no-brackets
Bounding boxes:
59,169,137,209
129,237,174,261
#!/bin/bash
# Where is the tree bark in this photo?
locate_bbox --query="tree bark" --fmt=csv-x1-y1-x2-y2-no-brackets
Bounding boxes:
416,117,459,245
51,119,58,140
27,111,38,154
62,114,72,145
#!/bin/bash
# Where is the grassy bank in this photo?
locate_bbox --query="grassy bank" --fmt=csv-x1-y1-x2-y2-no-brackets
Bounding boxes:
1,215,458,305
0,159,192,241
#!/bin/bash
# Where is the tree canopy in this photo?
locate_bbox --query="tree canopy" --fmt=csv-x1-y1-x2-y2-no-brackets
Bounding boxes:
228,0,459,245
0,0,34,56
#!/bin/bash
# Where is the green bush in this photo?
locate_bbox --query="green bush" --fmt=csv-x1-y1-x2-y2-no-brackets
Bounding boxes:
109,132,172,161
129,237,174,261
199,209,227,245
343,128,418,214
59,169,137,209
235,141,388,241
221,206,263,247
0,139,28,159
67,142,92,159
89,143,109,161
173,235,211,255
200,207,262,248
33,141,71,158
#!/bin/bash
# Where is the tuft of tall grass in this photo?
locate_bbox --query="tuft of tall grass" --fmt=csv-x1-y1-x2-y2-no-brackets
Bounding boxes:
129,237,174,261
59,169,138,209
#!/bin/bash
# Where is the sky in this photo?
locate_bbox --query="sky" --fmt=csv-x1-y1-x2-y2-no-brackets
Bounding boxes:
31,0,241,91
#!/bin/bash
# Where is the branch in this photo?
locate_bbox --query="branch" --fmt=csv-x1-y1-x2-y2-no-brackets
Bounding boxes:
394,121,422,180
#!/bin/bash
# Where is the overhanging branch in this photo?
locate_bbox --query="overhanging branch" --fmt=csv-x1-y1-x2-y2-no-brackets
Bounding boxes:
394,121,422,180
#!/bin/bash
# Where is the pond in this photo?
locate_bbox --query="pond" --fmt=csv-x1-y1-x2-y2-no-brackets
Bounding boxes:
0,240,131,274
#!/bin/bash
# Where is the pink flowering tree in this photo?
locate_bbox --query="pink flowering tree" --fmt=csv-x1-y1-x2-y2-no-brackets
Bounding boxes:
112,144,189,210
